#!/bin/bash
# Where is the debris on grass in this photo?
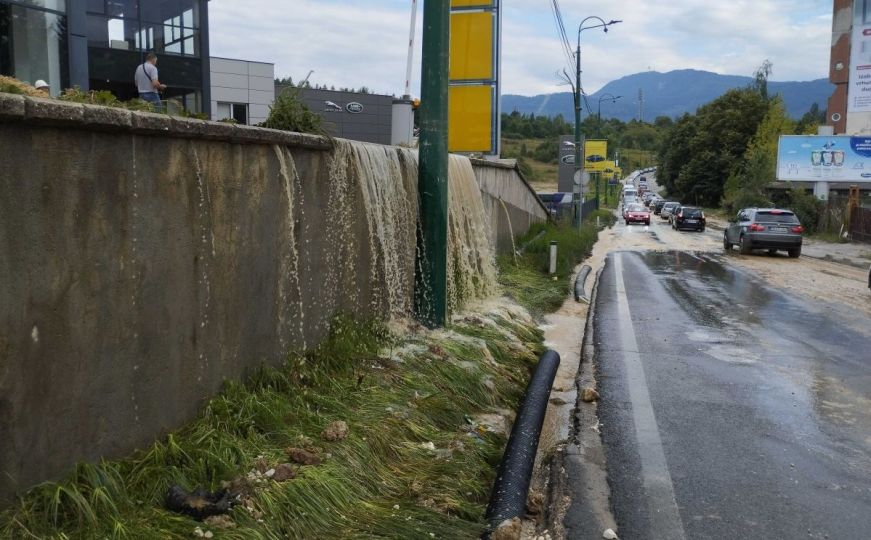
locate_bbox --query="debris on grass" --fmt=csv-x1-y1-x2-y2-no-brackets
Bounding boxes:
0,309,545,538
321,420,349,441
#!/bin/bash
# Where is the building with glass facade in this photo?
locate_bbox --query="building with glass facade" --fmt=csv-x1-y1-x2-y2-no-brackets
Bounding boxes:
1,0,210,113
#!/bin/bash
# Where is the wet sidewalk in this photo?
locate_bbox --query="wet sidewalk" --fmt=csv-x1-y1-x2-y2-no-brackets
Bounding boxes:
707,216,871,270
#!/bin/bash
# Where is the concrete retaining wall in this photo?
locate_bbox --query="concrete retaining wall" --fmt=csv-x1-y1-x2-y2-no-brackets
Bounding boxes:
471,158,550,255
0,94,545,501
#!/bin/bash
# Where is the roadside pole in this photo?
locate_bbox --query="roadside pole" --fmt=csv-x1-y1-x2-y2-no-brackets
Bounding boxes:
415,0,450,328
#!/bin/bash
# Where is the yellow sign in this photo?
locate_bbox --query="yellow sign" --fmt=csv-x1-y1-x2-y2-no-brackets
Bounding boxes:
448,2,500,155
584,140,609,172
450,12,493,80
449,86,493,152
450,0,494,7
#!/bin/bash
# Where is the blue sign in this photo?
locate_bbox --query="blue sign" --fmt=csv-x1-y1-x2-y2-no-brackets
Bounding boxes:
777,135,871,183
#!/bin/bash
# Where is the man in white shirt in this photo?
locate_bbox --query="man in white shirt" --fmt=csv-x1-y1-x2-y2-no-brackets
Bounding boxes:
134,52,167,108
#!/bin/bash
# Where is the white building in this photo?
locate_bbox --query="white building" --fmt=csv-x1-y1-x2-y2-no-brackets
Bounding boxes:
209,57,274,125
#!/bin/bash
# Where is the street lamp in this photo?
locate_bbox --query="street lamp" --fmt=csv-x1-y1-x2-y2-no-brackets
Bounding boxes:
572,16,621,226
597,93,621,138
595,93,621,207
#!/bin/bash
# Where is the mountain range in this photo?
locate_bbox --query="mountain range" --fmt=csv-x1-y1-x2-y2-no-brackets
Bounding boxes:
502,69,834,122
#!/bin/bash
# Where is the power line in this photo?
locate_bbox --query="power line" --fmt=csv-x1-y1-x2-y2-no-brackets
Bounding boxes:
549,0,575,72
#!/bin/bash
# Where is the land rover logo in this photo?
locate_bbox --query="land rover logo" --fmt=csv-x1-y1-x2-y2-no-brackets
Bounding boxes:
346,102,364,114
560,154,575,165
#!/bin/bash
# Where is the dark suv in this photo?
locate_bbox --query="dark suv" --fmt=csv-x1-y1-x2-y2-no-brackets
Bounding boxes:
672,206,706,232
653,199,668,215
724,208,804,258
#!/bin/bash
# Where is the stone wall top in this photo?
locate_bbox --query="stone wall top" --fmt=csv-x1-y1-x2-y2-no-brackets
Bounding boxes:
0,93,332,151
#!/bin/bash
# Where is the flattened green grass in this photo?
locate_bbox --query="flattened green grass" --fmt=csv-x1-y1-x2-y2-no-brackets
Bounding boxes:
1,314,544,539
499,214,612,317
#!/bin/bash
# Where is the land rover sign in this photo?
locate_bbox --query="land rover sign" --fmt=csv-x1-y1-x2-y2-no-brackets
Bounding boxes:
346,102,364,114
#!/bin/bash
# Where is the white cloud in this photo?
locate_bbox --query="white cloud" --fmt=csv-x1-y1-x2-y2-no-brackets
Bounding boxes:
207,0,833,98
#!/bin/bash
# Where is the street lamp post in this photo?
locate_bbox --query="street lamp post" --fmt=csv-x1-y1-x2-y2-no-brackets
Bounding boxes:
596,93,621,138
573,16,621,227
595,93,621,207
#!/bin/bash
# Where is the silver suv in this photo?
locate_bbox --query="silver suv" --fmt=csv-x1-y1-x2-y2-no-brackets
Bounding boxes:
724,208,804,258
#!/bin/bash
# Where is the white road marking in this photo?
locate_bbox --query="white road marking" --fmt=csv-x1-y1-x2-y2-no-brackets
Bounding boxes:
614,253,688,540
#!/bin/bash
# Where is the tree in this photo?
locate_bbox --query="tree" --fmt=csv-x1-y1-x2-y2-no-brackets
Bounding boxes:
723,97,795,212
657,87,768,206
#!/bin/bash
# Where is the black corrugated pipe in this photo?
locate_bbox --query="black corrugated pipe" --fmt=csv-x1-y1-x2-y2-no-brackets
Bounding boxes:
484,349,561,535
574,264,592,302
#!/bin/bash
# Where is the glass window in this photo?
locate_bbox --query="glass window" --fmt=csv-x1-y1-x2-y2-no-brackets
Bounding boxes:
0,4,67,96
105,0,137,18
12,1,66,13
87,13,138,50
232,103,247,125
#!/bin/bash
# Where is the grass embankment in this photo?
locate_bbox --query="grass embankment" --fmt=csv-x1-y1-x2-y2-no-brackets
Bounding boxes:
1,314,545,539
499,211,615,317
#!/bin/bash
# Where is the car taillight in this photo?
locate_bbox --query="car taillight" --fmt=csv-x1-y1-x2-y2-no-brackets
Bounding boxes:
701,212,706,219
791,225,804,233
677,213,683,218
749,224,765,232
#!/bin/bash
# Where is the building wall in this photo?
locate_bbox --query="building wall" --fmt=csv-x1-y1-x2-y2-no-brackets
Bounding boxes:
210,57,274,125
279,86,394,145
829,0,852,133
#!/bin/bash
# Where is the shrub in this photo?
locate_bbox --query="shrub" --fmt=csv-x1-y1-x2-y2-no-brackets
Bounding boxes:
785,188,823,233
259,86,324,135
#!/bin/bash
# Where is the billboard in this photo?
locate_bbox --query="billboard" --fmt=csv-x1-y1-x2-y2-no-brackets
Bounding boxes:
777,135,871,183
448,1,501,155
584,140,609,172
849,1,871,113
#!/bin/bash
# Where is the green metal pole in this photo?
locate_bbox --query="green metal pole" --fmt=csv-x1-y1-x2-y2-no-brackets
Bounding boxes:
415,0,450,328
574,44,582,229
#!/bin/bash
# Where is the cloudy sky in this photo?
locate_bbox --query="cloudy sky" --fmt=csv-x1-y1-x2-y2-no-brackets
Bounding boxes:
209,0,833,97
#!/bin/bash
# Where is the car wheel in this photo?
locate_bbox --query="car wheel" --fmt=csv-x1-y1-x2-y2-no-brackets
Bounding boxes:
699,226,705,233
739,235,752,254
723,233,731,250
788,247,801,258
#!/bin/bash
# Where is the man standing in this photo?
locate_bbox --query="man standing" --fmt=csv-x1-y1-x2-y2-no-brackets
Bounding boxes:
134,52,167,107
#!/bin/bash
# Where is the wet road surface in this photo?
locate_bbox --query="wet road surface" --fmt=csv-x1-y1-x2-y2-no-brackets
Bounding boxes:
594,249,871,540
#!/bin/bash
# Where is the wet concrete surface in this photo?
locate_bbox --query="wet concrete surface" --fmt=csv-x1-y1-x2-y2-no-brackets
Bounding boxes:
594,249,871,540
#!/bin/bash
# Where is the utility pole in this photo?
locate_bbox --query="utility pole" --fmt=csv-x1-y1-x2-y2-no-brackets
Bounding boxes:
574,43,583,229
415,0,450,328
637,88,644,122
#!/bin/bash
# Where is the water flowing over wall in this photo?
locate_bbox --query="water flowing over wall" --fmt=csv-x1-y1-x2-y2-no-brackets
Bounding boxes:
0,95,543,501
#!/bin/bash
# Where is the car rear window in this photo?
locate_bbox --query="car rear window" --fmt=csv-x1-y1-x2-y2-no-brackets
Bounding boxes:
628,204,646,212
756,211,799,223
682,207,703,217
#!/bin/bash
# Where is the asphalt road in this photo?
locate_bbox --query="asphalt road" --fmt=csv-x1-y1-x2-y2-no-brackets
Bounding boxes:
589,225,871,539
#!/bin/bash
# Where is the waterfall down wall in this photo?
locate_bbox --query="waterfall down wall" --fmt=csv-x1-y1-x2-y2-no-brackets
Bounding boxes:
0,95,537,501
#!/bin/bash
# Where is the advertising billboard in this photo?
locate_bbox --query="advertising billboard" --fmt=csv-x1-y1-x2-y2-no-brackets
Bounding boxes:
584,140,609,172
448,1,501,155
777,135,871,183
849,1,871,113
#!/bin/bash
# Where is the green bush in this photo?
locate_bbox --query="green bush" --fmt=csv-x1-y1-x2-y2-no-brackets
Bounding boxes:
785,188,823,233
259,86,325,135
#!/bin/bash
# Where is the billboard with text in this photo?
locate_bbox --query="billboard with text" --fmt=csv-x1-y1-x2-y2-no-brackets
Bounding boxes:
777,135,871,183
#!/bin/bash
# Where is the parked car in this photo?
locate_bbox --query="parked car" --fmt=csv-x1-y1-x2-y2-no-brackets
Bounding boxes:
723,208,804,257
624,203,651,225
660,202,680,220
653,199,668,215
672,206,706,232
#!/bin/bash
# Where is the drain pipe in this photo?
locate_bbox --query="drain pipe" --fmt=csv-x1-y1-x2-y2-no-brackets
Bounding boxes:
484,349,561,535
574,264,592,302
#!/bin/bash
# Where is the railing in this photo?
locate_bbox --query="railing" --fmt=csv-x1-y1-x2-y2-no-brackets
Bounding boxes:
850,206,871,243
